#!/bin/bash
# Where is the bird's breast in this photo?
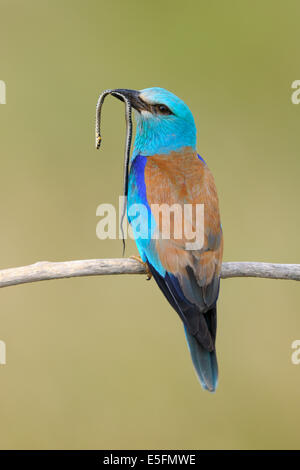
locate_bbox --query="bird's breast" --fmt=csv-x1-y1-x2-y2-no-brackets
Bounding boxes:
144,147,206,206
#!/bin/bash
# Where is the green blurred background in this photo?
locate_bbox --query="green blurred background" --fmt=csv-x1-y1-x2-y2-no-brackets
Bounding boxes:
0,0,300,450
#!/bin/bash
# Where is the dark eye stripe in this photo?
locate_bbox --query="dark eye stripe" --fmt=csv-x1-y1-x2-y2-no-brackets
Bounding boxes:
153,104,173,115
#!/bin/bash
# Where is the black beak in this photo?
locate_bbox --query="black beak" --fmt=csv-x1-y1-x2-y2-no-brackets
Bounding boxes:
110,89,149,112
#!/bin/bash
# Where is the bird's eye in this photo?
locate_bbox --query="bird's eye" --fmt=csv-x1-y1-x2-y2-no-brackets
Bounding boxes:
155,104,173,115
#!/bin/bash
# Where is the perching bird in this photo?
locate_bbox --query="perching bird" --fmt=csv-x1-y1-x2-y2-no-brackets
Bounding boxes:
112,87,223,392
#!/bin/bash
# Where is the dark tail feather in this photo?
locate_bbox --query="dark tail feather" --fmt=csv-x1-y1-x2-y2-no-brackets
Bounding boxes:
184,326,218,392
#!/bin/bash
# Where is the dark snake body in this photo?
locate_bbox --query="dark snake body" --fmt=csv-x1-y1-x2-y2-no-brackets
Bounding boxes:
95,90,133,253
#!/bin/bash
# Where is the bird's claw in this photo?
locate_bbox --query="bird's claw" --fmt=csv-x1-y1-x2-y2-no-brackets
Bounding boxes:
130,256,152,280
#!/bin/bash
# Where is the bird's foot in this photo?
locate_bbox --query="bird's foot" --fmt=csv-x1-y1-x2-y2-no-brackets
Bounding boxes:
130,256,152,280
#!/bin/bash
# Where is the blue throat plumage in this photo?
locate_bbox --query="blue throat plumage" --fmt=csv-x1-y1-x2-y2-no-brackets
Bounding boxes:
133,112,197,157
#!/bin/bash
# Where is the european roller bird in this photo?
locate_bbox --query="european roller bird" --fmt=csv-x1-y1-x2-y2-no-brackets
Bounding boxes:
111,87,223,392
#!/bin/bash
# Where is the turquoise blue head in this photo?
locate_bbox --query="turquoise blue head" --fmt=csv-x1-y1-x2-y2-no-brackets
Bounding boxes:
112,87,196,156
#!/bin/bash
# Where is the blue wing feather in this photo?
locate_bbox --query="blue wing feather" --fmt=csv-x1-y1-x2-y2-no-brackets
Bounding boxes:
128,155,165,273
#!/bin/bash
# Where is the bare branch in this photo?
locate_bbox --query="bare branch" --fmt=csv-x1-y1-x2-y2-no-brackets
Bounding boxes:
0,259,299,289
220,262,300,281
